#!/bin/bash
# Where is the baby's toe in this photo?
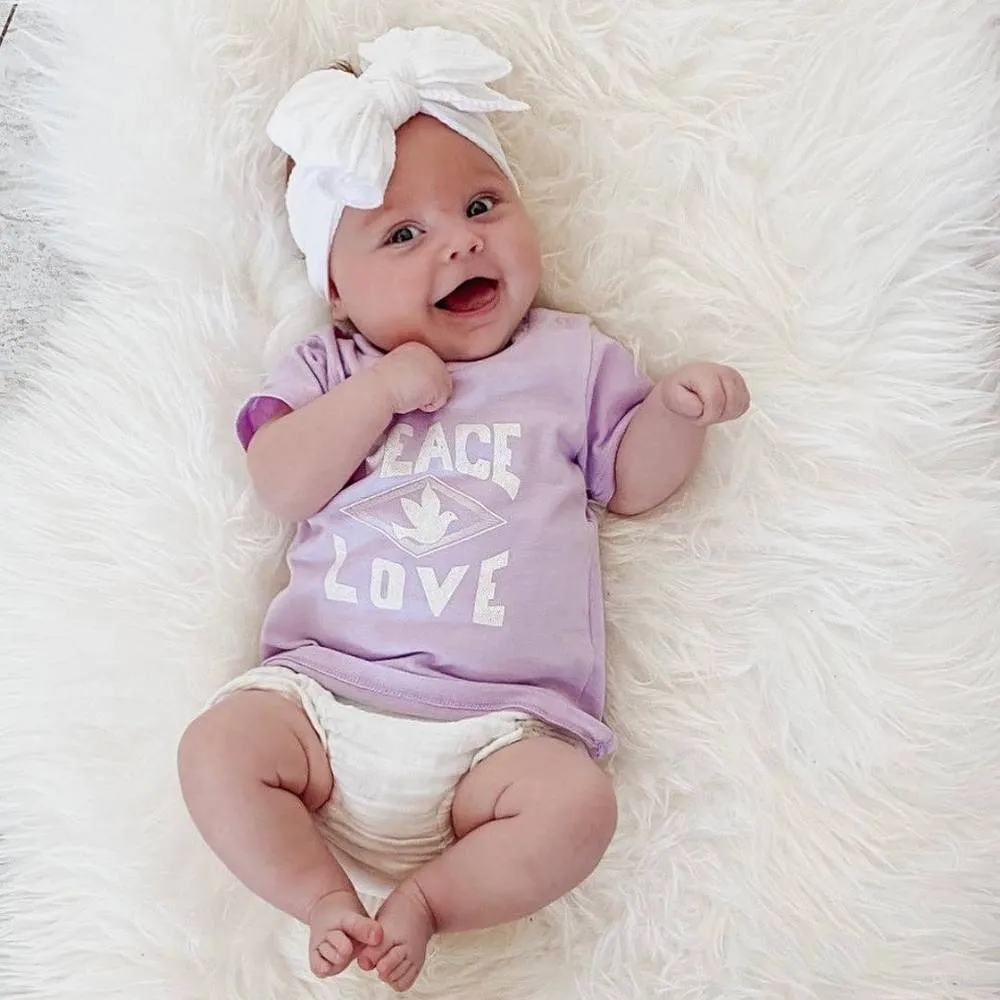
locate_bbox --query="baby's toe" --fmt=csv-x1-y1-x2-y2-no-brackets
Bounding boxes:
376,944,409,982
342,911,383,948
310,949,335,979
316,931,353,975
389,959,419,992
357,945,380,972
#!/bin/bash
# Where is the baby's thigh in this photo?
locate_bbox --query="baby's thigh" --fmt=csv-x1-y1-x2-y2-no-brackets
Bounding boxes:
452,735,617,845
177,689,333,812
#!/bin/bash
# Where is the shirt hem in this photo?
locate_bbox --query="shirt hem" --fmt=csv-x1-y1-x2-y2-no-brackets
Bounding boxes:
263,653,616,760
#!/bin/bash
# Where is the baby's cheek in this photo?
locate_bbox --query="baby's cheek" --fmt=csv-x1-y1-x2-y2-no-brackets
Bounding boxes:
511,213,541,261
349,269,404,322
510,227,542,295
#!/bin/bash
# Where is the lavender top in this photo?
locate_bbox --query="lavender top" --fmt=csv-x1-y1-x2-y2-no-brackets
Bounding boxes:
238,308,651,757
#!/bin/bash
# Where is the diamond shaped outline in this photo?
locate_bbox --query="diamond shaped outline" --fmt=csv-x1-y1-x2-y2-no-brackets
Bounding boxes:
341,474,507,558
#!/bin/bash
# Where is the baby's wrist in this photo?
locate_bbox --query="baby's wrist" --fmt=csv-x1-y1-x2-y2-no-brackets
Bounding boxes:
364,362,403,418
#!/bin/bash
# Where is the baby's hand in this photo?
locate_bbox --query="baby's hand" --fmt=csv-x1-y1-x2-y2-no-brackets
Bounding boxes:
374,342,453,415
658,363,750,426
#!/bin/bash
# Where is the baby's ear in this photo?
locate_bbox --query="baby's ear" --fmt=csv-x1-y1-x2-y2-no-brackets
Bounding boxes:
328,273,349,321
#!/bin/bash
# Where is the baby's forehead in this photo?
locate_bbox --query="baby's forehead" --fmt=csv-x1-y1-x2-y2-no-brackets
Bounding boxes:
387,115,510,194
334,116,514,242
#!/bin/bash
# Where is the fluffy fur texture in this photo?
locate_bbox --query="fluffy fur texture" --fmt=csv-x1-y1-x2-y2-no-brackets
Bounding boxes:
3,1,1000,997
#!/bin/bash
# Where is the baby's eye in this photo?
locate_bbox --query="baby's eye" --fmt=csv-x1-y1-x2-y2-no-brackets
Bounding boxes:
388,225,419,245
467,196,497,218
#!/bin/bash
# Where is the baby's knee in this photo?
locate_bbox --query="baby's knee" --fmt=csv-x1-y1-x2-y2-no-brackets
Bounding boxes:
572,763,618,854
544,750,618,857
176,694,270,791
177,691,333,811
176,705,235,795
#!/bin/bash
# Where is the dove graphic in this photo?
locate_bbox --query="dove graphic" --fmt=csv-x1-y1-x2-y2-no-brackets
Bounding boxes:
392,483,458,547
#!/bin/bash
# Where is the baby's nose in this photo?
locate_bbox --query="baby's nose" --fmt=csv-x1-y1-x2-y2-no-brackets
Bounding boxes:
447,228,484,260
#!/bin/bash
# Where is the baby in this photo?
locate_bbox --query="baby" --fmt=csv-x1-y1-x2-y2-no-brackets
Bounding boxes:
178,26,749,994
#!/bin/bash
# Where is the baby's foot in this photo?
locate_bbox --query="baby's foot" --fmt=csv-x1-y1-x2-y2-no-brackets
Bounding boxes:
357,878,437,992
307,888,383,978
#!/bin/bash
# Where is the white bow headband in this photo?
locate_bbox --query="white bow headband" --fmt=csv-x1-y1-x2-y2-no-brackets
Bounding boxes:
267,26,529,301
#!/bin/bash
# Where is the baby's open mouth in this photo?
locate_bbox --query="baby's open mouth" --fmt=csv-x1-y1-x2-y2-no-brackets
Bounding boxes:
434,277,499,313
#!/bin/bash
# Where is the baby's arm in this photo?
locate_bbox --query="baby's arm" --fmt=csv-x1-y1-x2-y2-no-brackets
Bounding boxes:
248,342,451,521
608,362,749,516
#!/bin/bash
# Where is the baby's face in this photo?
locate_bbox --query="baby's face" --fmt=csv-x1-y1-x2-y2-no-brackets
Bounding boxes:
328,115,541,362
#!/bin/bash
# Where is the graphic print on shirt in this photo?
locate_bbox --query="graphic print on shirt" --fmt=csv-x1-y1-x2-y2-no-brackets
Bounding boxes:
342,476,506,558
324,420,521,627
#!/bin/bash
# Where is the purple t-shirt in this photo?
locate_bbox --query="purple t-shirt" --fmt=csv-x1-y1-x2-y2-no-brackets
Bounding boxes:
237,308,652,757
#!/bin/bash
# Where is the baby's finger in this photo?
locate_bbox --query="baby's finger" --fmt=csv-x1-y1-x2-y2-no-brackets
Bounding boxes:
696,377,727,425
420,394,447,413
664,382,704,418
420,375,453,413
722,372,750,419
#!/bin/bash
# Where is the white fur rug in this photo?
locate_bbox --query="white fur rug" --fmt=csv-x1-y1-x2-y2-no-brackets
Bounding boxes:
3,1,1000,998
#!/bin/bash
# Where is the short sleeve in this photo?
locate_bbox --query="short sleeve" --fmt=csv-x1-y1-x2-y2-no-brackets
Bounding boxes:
582,329,653,505
235,328,349,450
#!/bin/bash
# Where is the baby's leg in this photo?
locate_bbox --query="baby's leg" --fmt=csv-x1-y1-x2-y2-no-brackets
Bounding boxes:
177,689,381,977
358,737,617,991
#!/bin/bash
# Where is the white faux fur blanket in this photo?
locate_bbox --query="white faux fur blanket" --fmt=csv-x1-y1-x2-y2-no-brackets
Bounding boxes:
3,2,1000,998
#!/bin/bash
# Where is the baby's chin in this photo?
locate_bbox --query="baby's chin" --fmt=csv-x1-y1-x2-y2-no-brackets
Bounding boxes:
436,336,514,363
357,310,525,363
401,322,518,363
432,314,527,362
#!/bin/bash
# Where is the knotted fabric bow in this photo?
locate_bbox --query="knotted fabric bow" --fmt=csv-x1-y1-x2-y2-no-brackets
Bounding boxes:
267,26,530,300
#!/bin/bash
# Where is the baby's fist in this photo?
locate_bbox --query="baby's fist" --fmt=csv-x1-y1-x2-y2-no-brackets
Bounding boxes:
375,342,453,415
658,363,750,426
